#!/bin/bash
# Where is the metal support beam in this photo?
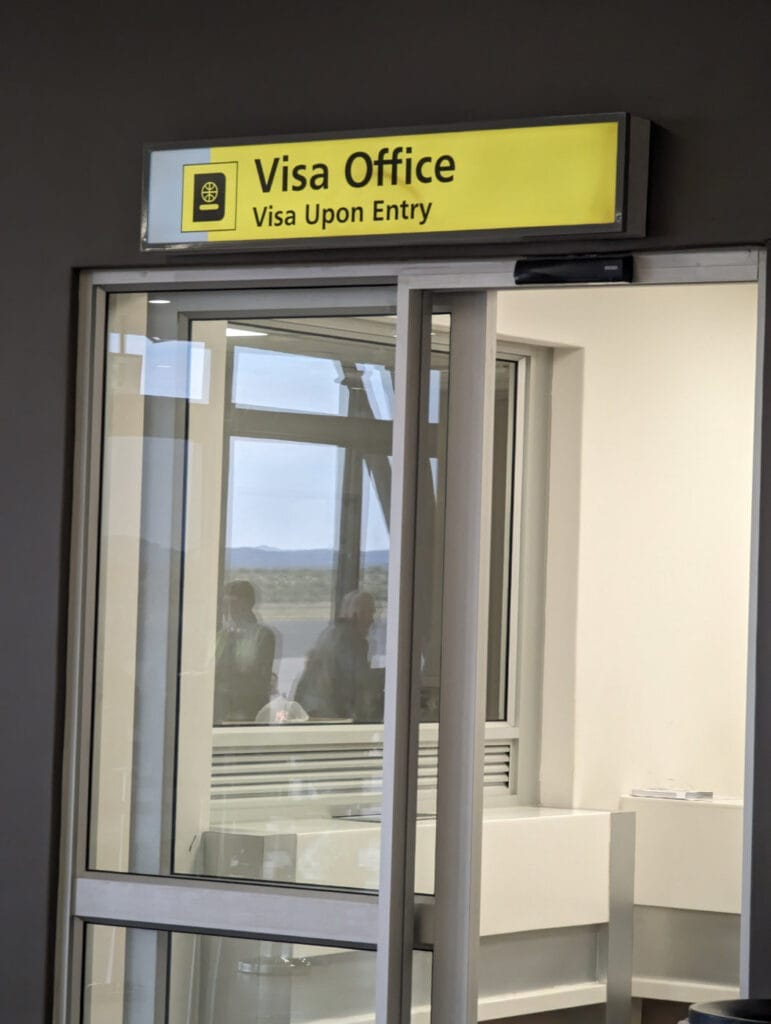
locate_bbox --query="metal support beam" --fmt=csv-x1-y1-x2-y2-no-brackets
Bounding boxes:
375,285,430,1024
742,248,770,995
431,291,497,1024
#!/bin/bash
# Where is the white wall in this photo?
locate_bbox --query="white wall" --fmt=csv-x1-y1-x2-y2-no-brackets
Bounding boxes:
498,283,758,810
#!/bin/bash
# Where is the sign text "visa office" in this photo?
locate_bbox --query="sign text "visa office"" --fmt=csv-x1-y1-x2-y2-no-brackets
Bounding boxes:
253,146,457,192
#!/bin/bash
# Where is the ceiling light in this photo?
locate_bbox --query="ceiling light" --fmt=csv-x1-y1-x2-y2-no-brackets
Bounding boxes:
226,327,269,337
148,298,171,305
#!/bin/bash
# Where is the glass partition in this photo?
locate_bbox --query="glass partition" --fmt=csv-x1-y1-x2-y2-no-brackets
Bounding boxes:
83,924,432,1024
216,320,397,725
90,293,519,892
91,300,403,888
76,277,505,1024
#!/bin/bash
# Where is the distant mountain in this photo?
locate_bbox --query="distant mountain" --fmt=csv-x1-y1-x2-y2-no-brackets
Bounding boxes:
226,547,389,570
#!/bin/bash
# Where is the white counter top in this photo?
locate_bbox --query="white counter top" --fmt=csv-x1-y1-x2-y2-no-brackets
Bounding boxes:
205,802,619,936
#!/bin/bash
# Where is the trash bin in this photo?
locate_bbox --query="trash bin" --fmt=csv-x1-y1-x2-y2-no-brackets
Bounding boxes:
690,1002,771,1024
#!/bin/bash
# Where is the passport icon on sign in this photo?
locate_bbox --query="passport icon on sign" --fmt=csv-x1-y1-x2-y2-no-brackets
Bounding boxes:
181,162,237,232
193,172,227,222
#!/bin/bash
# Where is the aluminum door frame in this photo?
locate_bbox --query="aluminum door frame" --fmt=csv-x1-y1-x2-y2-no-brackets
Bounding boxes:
56,275,419,1024
55,251,765,1024
56,264,507,1024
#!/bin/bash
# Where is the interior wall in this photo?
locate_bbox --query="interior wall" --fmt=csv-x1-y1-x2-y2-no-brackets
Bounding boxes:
497,283,758,810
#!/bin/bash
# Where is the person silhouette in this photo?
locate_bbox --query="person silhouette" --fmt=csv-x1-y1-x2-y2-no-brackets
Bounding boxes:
213,579,276,724
294,590,383,722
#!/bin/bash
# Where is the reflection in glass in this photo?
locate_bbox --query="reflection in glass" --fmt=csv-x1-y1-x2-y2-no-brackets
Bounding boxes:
90,299,405,887
213,577,276,723
83,924,433,1024
412,339,519,898
413,357,517,726
232,344,344,415
231,339,395,421
219,435,388,721
413,351,449,726
90,296,518,894
217,323,395,727
487,362,518,722
184,317,399,888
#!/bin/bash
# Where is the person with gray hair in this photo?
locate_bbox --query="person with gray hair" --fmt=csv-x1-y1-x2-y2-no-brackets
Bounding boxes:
294,589,383,722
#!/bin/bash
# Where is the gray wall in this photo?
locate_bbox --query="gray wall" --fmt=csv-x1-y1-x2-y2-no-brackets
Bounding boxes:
0,2,770,1020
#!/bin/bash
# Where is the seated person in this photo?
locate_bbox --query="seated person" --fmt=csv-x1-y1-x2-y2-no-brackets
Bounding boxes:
294,589,383,722
213,579,275,724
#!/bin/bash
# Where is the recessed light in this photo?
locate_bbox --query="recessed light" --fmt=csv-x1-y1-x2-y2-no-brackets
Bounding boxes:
148,298,171,305
226,327,269,337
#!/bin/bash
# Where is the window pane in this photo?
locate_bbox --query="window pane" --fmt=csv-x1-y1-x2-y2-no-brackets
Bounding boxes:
232,345,343,415
90,296,398,889
89,294,518,898
222,438,342,716
193,318,395,886
230,321,396,420
83,924,433,1024
486,361,518,722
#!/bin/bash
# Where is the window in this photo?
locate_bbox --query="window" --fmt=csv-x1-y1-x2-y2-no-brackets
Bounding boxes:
91,297,529,887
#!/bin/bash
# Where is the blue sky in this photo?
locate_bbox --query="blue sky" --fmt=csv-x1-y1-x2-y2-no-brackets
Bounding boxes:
108,334,442,552
227,437,389,551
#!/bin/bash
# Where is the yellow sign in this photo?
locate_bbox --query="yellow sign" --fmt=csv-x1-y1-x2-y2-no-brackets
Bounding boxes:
145,117,646,249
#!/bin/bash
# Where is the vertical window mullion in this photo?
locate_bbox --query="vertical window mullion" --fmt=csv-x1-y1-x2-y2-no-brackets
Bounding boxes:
431,291,497,1024
375,283,432,1024
54,281,108,1024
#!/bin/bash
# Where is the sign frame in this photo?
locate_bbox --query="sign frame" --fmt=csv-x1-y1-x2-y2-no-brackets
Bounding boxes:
141,113,650,253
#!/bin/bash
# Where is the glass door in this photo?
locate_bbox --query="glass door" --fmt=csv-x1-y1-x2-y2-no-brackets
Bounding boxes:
61,272,500,1024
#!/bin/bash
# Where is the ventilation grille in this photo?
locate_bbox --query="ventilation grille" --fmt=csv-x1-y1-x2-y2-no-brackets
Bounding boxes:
211,740,512,803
